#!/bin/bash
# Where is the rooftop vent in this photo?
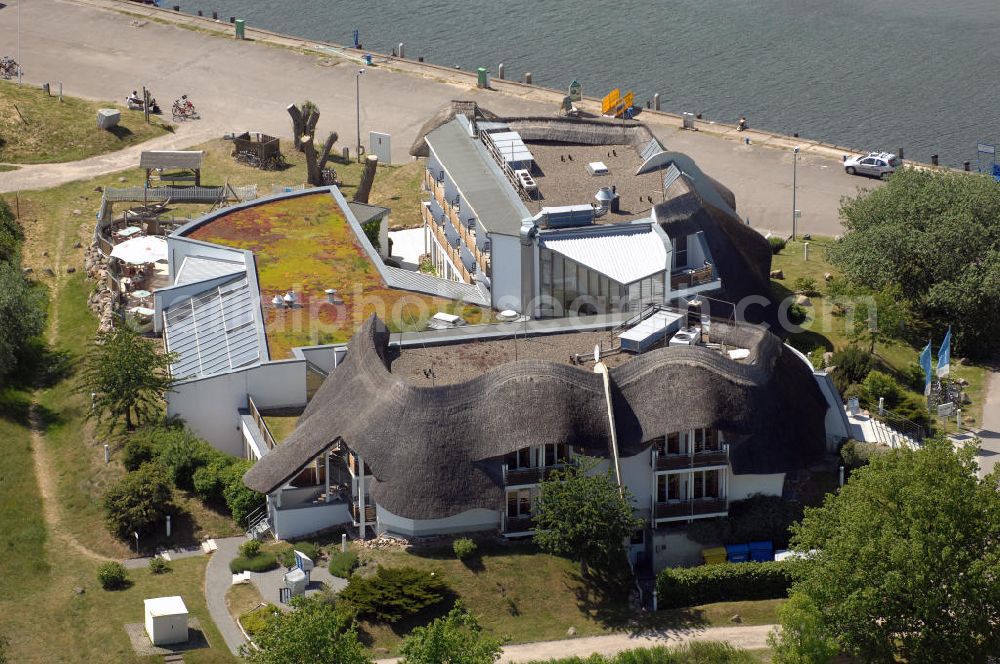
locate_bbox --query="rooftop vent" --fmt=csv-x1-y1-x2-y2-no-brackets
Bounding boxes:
587,161,609,176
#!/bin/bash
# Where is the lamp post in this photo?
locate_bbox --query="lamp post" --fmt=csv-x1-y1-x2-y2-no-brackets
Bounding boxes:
355,68,365,162
17,0,22,86
792,146,800,241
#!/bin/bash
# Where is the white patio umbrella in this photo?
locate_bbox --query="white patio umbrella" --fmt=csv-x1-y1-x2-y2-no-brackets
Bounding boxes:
110,236,168,265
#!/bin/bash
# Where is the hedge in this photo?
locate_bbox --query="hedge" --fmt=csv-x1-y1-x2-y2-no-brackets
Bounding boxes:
230,552,279,574
655,560,803,609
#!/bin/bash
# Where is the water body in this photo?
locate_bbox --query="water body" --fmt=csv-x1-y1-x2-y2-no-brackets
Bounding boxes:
185,0,1000,167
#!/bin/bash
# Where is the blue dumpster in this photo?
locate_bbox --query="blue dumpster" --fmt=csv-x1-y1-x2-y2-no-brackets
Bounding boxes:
749,541,774,562
725,543,750,563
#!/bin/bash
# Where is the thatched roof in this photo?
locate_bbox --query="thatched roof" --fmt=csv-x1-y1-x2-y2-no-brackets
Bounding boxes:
244,315,828,520
408,102,502,157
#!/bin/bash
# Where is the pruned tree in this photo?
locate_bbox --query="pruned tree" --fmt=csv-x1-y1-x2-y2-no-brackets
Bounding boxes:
81,326,176,431
303,131,340,186
354,154,378,203
399,602,503,664
242,595,371,664
286,100,320,152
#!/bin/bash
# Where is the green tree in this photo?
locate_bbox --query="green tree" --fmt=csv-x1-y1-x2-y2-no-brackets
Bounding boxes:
533,456,643,573
0,633,9,664
0,199,24,264
789,437,1000,662
81,326,176,431
831,168,1000,356
0,260,47,387
399,603,503,664
102,463,173,538
842,284,910,355
242,595,371,664
768,593,839,664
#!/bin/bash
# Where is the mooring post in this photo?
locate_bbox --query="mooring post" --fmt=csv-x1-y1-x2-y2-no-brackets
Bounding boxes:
653,93,660,111
498,63,504,80
524,72,532,85
931,154,939,166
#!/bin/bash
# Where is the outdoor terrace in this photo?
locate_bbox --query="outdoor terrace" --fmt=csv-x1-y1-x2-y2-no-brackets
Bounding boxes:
184,192,490,358
524,141,664,222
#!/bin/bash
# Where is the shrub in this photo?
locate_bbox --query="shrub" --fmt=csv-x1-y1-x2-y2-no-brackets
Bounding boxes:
230,552,279,574
339,566,447,622
522,643,757,663
842,383,865,404
97,561,129,590
148,556,171,574
655,559,803,609
277,541,321,568
327,551,358,579
193,456,235,504
687,494,803,548
830,346,874,393
787,303,808,325
103,463,173,538
769,236,786,254
157,429,221,490
792,277,818,295
808,347,826,371
903,362,927,392
452,537,477,560
239,604,280,637
121,434,156,471
240,539,262,558
839,439,886,470
862,370,901,408
223,460,264,524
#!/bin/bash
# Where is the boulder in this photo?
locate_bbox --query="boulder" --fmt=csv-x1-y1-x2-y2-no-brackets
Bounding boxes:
770,269,784,279
795,294,812,306
66,266,76,274
729,613,742,624
824,272,833,281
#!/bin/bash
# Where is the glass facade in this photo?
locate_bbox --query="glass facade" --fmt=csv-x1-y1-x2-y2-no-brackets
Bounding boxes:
538,248,664,316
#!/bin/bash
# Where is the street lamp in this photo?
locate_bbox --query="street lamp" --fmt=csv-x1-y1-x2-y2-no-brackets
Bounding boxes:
792,146,800,241
355,68,365,162
17,0,21,86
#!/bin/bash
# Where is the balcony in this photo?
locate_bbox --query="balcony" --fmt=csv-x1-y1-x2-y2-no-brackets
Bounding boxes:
654,449,728,471
423,204,473,283
654,498,728,520
504,515,535,534
504,465,564,486
670,264,717,293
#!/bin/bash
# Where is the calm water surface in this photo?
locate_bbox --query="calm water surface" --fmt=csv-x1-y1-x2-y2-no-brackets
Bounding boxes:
182,0,1000,166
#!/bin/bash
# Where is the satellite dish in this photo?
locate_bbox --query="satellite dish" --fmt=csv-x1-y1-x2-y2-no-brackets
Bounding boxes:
594,344,601,363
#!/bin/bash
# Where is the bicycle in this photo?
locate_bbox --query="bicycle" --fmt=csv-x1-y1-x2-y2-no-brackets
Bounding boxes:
171,95,200,121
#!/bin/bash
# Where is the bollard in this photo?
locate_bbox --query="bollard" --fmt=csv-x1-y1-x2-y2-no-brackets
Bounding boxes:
166,515,172,538
398,43,404,59
957,409,962,430
964,161,971,171
843,154,848,162
417,56,424,62
646,100,650,109
653,93,660,111
104,444,110,464
498,63,504,80
839,465,845,487
652,588,658,612
342,146,350,162
931,154,939,166
197,10,202,16
230,16,235,23
212,11,218,19
173,5,180,11
59,82,63,102
793,132,798,138
341,533,348,553
524,72,532,85
878,396,885,414
804,242,809,261
897,147,904,160
695,113,702,119
42,83,50,96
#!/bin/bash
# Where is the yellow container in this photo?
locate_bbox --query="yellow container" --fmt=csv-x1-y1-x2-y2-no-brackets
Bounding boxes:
702,546,728,565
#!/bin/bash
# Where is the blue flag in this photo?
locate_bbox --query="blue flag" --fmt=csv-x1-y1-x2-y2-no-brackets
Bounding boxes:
919,340,933,395
937,327,952,378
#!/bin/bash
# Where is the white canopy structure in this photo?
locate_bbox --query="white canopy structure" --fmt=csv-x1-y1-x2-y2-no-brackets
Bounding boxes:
110,236,168,265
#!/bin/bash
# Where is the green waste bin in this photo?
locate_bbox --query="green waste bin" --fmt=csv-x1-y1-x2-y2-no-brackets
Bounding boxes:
477,67,489,89
235,19,245,39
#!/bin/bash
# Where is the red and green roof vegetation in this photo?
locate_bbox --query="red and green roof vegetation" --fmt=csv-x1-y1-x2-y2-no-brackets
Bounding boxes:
188,192,488,358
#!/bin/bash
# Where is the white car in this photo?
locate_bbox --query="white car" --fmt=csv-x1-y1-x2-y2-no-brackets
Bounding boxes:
844,152,901,179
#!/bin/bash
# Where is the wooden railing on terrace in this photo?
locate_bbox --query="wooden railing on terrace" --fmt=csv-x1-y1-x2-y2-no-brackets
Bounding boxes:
654,449,728,471
426,173,491,274
424,205,474,283
248,396,277,451
670,264,716,291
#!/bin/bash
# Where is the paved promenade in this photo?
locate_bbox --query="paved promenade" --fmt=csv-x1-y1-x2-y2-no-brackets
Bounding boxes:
0,0,881,236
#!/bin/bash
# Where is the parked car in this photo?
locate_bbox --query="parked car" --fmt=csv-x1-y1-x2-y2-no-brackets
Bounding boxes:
844,152,901,179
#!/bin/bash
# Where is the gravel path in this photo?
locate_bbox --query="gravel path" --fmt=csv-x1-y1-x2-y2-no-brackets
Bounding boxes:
375,624,777,663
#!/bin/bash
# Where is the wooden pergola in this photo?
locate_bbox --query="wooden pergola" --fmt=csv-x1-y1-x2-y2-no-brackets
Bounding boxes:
140,150,204,187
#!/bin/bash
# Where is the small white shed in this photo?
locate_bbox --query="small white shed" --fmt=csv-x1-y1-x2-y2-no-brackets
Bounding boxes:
144,596,189,646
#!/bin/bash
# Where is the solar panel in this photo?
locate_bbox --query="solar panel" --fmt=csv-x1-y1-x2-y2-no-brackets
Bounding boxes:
663,163,682,192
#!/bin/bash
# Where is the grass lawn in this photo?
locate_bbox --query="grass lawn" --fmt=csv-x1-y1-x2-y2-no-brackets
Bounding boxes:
772,238,988,430
350,539,781,656
0,80,171,164
262,414,300,444
226,582,264,620
186,189,488,358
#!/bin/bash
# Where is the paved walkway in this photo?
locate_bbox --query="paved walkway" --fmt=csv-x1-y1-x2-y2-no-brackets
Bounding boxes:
204,536,248,656
974,364,1000,478
375,624,777,663
0,0,879,236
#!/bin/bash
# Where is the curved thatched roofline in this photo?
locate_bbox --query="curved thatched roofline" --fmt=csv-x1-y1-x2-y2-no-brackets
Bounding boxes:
244,316,828,521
